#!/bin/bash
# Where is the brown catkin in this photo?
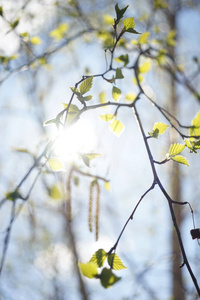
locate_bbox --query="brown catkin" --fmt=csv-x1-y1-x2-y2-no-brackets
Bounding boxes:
95,181,100,241
88,181,94,232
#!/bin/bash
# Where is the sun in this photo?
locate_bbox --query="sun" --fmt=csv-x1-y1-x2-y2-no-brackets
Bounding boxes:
54,117,98,163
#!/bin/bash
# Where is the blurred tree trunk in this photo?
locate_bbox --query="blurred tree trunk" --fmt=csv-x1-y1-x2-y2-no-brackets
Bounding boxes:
167,6,185,300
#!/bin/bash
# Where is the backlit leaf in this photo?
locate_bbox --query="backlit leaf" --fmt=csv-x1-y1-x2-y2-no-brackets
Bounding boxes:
79,77,93,95
109,119,125,137
104,14,114,25
100,268,121,288
30,36,42,45
149,122,168,138
171,155,189,166
138,31,150,44
168,143,185,157
107,253,127,270
99,114,114,121
89,249,107,267
49,23,69,40
48,157,65,172
79,262,98,279
104,181,110,191
125,93,136,103
139,60,151,73
62,103,80,122
112,86,121,102
123,17,135,31
99,91,106,104
49,185,61,200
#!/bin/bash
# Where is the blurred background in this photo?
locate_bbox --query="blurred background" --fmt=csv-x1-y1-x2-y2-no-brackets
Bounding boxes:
0,0,200,299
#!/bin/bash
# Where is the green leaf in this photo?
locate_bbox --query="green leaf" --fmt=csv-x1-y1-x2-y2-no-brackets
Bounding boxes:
115,4,129,23
43,118,56,126
89,249,107,267
115,68,124,79
171,155,189,166
115,54,129,66
5,190,21,201
123,17,135,31
99,114,114,121
168,143,185,157
10,18,20,29
194,140,200,149
112,86,121,102
107,253,127,270
138,31,150,44
0,6,3,17
48,157,65,172
78,262,98,279
100,268,121,288
110,119,125,137
149,122,168,138
79,77,93,95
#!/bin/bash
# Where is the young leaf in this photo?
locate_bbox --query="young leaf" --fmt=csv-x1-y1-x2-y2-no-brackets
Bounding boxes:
115,68,124,79
5,190,21,201
107,253,127,270
123,17,135,31
30,36,42,45
185,139,195,152
99,114,114,121
115,3,129,23
112,86,121,102
138,31,150,44
110,119,125,137
104,181,110,191
79,77,93,95
171,155,189,166
149,122,168,138
49,23,69,40
89,249,107,267
48,157,65,172
115,54,129,66
194,140,200,149
48,185,61,200
139,60,151,73
125,93,136,103
43,118,56,126
62,103,80,122
78,262,98,279
99,91,106,104
100,268,121,288
168,143,185,157
0,6,3,17
80,153,100,167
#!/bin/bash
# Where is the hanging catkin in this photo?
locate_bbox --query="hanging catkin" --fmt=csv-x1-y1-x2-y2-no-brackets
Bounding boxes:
88,181,94,232
95,181,100,241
